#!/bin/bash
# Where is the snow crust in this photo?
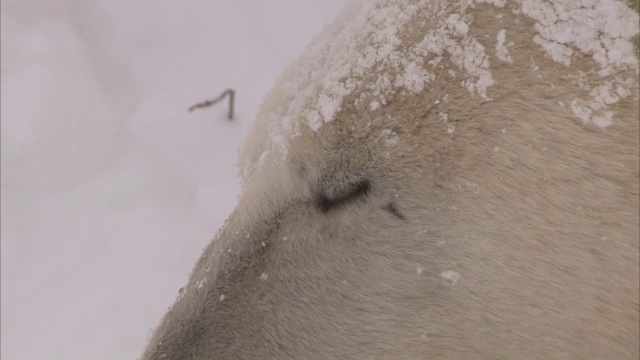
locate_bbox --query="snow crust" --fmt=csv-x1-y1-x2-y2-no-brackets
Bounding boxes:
514,0,639,128
495,29,513,63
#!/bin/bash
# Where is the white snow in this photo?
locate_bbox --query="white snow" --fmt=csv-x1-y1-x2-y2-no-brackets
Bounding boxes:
381,129,399,147
495,29,513,63
440,270,461,285
516,0,639,127
196,279,207,289
532,34,574,66
1,1,346,359
519,0,639,69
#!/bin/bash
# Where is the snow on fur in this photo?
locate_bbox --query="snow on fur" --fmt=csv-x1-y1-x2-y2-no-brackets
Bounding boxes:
244,0,638,179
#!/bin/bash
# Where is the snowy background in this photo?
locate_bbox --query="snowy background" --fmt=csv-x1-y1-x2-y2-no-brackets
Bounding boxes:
1,1,347,358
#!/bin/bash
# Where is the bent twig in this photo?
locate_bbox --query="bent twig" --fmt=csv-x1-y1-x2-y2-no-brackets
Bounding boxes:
189,89,235,120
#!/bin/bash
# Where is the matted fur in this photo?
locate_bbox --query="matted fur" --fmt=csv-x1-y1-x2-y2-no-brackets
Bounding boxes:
141,1,639,359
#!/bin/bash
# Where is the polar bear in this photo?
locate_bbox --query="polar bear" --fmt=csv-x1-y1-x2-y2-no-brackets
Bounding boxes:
141,0,639,358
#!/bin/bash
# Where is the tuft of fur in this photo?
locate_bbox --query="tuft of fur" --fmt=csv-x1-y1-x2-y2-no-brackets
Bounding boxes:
142,1,639,359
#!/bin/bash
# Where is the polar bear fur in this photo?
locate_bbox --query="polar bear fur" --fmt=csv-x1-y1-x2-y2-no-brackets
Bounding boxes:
141,0,639,359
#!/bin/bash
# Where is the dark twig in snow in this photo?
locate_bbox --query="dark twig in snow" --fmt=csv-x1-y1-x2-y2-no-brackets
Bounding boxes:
189,89,235,120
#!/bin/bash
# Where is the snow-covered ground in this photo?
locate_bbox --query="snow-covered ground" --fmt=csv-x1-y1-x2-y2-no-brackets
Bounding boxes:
1,1,347,358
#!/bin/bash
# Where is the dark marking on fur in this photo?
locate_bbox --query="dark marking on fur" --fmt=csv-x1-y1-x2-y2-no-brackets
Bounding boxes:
315,179,371,213
384,202,406,220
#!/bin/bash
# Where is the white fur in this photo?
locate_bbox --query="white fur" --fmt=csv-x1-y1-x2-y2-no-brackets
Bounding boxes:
142,1,639,358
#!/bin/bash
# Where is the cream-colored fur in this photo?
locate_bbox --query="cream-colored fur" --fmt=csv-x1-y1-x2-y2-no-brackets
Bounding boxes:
141,1,639,358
